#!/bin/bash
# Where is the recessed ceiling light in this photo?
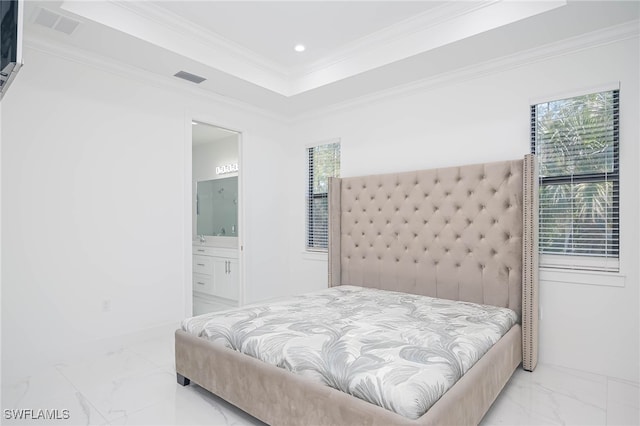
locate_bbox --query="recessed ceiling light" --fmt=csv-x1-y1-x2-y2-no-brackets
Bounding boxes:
294,44,306,53
192,121,198,125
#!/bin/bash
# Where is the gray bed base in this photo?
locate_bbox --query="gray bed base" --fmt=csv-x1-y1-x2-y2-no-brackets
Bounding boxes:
175,155,538,425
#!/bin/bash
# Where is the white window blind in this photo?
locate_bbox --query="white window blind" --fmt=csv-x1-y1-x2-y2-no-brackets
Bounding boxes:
307,142,340,251
531,89,619,272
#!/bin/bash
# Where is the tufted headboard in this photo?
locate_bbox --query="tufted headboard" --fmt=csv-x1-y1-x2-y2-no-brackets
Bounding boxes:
328,154,538,370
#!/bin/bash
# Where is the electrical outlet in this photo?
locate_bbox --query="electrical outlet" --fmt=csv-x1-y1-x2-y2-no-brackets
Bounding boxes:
101,299,111,312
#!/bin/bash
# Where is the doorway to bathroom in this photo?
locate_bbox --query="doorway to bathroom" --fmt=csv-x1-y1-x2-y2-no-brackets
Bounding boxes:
191,121,242,316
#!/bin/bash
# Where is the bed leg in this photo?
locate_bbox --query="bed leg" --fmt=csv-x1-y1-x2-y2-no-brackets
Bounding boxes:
177,373,190,386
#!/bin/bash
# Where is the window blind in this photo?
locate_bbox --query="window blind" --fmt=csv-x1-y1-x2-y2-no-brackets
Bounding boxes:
307,142,340,250
531,89,619,272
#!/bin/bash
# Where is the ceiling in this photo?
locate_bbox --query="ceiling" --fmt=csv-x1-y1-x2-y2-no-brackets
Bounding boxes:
153,1,444,69
22,1,640,117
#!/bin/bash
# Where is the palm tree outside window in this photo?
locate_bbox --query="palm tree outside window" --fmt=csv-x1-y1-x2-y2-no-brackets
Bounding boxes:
531,89,619,272
307,141,341,251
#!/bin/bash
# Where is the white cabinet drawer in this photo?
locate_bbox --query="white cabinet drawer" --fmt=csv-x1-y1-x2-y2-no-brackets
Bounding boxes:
193,273,214,295
193,246,210,256
193,255,214,275
193,245,239,259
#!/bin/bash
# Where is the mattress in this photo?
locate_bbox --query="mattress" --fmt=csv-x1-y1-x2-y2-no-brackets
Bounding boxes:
181,285,517,420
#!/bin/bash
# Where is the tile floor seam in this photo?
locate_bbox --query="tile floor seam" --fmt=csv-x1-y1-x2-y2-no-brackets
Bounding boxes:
530,382,608,412
54,363,110,425
53,350,167,422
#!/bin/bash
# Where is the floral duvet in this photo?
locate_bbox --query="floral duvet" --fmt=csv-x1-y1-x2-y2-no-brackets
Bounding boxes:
182,285,518,419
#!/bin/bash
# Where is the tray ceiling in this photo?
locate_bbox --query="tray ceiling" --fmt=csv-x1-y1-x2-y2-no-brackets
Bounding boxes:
22,1,640,116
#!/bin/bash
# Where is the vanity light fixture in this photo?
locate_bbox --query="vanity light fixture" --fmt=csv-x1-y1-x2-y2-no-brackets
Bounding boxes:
216,163,239,175
294,44,306,52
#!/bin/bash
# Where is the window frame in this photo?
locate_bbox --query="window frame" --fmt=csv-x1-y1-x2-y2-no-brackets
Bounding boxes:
306,139,341,253
530,88,620,273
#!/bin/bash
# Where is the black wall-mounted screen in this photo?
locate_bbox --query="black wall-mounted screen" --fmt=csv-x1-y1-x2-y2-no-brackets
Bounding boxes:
1,0,18,73
1,0,21,97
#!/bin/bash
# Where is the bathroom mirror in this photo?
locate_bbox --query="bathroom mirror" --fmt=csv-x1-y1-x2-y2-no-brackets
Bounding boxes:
196,176,238,237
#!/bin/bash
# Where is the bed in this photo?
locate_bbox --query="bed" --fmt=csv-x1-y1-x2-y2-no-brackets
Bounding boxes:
175,154,539,425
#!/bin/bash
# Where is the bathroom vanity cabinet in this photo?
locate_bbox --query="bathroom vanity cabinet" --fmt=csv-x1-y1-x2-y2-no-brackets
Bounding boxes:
192,245,239,315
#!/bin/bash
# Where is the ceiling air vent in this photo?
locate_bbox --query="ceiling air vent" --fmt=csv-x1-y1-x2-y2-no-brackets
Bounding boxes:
34,8,80,35
54,17,80,35
173,71,206,84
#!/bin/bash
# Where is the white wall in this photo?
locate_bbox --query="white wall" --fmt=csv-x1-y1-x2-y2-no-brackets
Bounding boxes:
0,45,291,373
192,135,238,238
289,37,640,382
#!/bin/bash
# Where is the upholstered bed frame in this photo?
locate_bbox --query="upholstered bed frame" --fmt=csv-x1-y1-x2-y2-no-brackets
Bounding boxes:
175,155,539,425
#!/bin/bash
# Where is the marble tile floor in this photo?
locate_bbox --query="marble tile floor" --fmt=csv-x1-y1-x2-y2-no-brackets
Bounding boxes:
2,326,638,426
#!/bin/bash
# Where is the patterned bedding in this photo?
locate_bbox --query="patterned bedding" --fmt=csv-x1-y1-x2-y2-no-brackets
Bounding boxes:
182,285,518,419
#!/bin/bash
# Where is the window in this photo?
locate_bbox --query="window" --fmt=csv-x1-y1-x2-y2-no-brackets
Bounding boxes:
307,141,341,251
531,89,619,272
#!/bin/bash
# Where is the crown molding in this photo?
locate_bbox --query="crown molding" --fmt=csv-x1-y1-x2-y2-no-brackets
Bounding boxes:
22,33,290,124
293,20,639,123
289,0,566,95
59,0,566,98
19,17,639,125
59,0,292,96
291,1,497,78
67,0,494,85
110,1,290,78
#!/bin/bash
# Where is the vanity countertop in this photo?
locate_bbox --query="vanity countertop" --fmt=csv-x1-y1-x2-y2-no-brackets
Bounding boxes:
193,236,238,250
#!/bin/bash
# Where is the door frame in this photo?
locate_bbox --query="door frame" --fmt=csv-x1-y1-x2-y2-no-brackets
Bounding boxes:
183,112,245,317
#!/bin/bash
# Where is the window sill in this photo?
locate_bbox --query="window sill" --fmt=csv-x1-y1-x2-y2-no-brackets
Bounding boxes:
539,268,626,288
302,250,328,261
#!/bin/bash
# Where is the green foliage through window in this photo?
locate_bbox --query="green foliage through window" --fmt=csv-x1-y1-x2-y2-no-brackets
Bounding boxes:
307,142,341,250
531,90,619,267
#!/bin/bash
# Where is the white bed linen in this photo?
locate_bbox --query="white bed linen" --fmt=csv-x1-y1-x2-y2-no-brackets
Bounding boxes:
182,285,517,419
